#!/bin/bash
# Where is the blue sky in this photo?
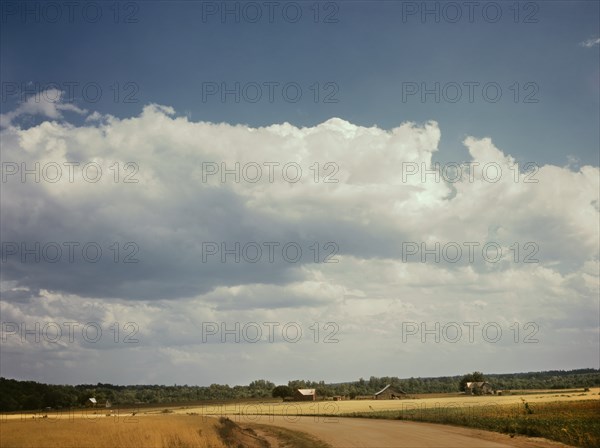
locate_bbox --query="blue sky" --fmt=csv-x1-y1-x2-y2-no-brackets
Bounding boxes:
0,1,599,386
2,1,598,166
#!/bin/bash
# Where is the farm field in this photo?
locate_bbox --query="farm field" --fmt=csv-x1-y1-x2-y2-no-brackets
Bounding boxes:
171,387,600,418
0,414,226,448
1,388,598,447
0,413,322,448
3,387,597,422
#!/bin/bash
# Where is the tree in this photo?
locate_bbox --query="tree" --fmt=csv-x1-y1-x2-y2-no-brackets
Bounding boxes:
459,371,485,392
287,380,307,389
272,385,293,399
348,387,358,399
248,380,275,398
23,394,43,410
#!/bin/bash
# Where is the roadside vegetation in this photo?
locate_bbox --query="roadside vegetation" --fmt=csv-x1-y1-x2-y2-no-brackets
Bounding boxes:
342,399,600,448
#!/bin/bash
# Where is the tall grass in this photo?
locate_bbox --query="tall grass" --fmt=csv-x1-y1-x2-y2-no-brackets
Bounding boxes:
342,400,600,447
0,415,226,448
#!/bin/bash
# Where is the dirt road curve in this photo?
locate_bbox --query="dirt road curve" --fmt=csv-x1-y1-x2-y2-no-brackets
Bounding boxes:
236,415,568,448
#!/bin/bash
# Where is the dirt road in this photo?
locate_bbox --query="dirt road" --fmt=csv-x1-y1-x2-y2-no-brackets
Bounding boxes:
233,415,568,448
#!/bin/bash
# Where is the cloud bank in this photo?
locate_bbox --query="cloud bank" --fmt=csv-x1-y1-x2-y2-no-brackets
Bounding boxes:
1,99,598,385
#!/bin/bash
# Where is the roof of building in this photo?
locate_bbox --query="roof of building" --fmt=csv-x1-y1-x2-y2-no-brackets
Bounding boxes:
466,382,490,388
296,388,316,395
374,384,407,395
374,385,392,395
88,398,97,403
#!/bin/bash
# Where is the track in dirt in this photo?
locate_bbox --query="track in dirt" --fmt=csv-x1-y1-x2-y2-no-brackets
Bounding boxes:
235,415,569,448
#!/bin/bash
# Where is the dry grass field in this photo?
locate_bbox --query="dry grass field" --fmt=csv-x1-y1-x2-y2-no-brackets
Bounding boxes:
172,387,600,419
0,414,226,448
0,413,327,448
1,388,598,447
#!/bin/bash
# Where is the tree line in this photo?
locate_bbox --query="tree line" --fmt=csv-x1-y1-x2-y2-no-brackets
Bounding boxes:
1,369,598,412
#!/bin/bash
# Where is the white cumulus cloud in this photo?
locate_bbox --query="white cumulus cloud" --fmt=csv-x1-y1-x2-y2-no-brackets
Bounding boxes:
0,102,598,384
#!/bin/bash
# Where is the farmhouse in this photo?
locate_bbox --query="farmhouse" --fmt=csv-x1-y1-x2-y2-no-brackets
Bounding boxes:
86,398,97,407
465,382,494,395
374,384,407,400
294,388,316,401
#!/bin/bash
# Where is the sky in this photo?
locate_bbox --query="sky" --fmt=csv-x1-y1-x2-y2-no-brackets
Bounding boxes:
0,1,599,387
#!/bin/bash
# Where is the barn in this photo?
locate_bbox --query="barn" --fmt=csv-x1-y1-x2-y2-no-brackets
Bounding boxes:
465,382,494,395
374,385,407,400
294,388,316,401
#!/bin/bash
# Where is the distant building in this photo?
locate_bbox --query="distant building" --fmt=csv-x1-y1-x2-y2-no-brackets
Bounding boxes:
465,382,494,395
86,398,97,407
294,388,316,401
374,385,407,400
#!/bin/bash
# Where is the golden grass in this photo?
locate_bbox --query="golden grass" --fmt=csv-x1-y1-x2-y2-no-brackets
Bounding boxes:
170,387,600,419
1,388,597,447
342,399,600,448
0,414,226,448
